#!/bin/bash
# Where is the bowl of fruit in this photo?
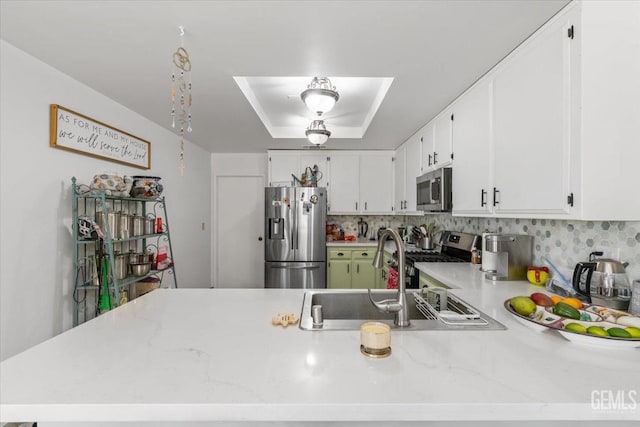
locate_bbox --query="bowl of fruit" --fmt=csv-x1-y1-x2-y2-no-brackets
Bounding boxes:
505,293,640,348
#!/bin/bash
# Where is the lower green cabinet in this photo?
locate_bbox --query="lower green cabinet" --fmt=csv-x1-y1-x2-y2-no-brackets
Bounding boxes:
328,259,351,289
351,260,376,289
327,246,388,289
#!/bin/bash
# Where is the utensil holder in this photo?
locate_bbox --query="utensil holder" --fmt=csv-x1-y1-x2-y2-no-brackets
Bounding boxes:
420,237,434,250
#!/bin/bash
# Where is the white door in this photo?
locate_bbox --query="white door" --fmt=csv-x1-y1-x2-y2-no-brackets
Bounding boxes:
215,176,265,288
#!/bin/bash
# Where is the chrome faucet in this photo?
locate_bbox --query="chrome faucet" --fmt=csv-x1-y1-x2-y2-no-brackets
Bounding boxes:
369,228,410,327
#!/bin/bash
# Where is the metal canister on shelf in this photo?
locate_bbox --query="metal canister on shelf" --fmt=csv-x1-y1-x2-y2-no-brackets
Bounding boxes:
130,214,145,236
114,253,129,280
144,215,155,235
118,212,131,239
96,211,120,240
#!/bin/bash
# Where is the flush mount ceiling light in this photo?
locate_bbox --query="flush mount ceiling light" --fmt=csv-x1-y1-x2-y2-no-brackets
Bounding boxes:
300,77,340,116
305,120,331,145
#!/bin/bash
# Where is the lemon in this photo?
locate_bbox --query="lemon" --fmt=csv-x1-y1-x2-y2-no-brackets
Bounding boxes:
586,326,608,337
624,327,640,338
564,323,586,334
509,296,537,317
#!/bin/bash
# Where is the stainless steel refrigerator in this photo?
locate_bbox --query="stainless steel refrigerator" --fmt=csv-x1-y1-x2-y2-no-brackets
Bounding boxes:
264,187,326,288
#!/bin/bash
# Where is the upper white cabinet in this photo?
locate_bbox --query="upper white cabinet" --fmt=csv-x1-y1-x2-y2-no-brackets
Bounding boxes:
451,81,492,216
578,0,640,220
267,151,329,187
433,111,454,170
421,112,453,173
450,0,639,220
327,152,360,213
395,134,422,213
359,152,394,213
326,151,394,214
491,7,576,216
393,143,406,212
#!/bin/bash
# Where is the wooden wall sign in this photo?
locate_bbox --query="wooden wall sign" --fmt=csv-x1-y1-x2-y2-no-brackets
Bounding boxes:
50,104,151,169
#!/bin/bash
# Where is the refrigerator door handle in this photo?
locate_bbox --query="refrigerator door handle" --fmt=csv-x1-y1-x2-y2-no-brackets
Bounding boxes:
271,265,320,270
292,203,298,250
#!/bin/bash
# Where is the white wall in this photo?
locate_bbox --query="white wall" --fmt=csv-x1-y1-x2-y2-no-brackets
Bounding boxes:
0,41,212,360
211,154,267,286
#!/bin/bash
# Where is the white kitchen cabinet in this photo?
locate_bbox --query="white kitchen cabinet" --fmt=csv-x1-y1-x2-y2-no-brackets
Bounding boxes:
578,0,640,220
328,152,360,213
268,152,299,186
404,136,422,211
491,6,575,216
393,144,406,212
420,122,435,171
327,151,393,214
433,110,453,169
359,152,393,213
394,135,422,213
451,81,493,215
421,112,453,173
267,151,329,187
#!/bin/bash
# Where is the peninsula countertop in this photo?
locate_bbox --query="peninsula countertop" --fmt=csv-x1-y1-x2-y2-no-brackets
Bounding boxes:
1,267,639,425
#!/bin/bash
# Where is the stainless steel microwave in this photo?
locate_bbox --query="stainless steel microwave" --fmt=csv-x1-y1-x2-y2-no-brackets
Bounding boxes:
416,167,452,212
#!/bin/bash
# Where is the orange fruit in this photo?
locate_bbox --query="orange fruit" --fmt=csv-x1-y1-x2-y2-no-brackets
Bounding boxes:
550,295,563,305
562,298,583,310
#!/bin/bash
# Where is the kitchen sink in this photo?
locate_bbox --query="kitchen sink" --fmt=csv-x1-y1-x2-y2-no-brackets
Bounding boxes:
299,289,506,331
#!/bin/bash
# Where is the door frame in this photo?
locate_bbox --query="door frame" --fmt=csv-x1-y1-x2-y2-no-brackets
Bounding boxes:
212,173,265,287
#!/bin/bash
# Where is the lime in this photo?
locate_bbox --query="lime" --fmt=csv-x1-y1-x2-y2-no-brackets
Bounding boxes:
509,296,537,317
564,323,586,334
586,326,608,337
624,327,640,338
607,327,632,338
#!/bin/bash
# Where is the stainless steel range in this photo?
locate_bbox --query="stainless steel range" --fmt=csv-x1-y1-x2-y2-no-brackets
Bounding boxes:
396,231,481,289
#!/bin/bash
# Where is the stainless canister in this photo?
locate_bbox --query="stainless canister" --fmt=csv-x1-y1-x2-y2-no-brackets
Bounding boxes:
130,214,145,236
118,212,131,239
114,253,128,280
96,211,120,240
144,216,155,235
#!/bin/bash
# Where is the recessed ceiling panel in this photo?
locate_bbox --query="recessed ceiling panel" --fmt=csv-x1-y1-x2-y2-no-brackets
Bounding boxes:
233,76,393,139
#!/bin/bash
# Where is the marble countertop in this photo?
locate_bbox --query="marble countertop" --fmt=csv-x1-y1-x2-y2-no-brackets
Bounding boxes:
1,266,639,425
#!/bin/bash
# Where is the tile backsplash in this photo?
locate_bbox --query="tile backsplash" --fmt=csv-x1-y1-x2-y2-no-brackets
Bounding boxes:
328,214,640,280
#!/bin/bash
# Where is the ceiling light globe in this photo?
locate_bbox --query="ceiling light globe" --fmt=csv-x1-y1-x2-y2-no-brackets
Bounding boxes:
305,120,331,145
300,77,339,116
301,91,337,115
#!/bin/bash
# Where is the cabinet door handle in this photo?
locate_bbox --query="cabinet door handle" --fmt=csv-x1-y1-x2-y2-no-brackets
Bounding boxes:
428,154,432,166
365,202,368,211
481,189,487,207
361,252,368,257
337,252,344,256
357,264,360,273
493,187,500,206
433,152,438,164
347,264,350,273
355,202,358,211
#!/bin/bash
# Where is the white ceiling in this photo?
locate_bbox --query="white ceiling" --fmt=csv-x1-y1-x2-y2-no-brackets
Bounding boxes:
0,0,571,154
